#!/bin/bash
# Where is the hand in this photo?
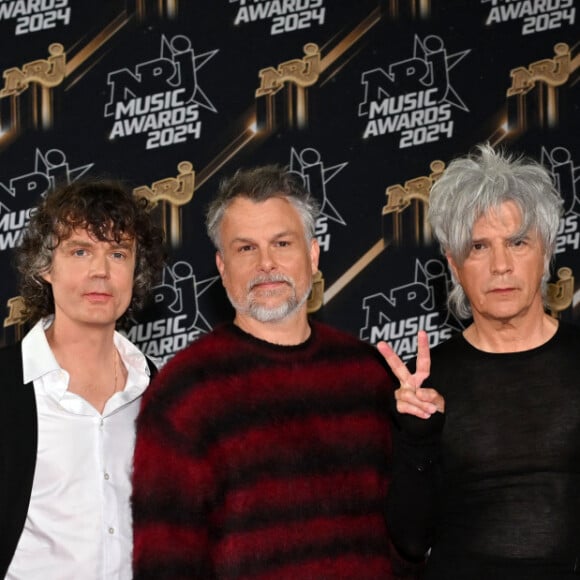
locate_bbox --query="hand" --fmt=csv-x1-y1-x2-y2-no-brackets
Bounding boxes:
377,330,445,419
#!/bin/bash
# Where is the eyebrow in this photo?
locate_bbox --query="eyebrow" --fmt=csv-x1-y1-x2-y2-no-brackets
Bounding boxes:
229,230,298,245
470,231,530,243
61,238,135,250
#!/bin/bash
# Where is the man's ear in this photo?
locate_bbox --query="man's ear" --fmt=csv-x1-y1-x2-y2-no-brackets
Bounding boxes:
310,238,320,274
215,251,225,280
446,252,459,281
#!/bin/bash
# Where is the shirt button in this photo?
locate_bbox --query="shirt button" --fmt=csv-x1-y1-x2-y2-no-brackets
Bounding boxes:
104,473,110,480
108,527,115,534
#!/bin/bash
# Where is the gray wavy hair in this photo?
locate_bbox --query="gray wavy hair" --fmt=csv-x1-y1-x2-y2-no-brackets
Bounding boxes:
428,143,563,319
205,165,320,251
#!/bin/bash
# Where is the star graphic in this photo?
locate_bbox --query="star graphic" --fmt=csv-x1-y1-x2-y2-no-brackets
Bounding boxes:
0,149,93,214
289,147,348,225
161,35,219,113
413,35,470,112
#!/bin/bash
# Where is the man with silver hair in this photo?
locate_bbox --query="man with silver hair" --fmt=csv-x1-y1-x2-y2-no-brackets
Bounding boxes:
132,165,411,579
379,144,580,579
431,142,562,321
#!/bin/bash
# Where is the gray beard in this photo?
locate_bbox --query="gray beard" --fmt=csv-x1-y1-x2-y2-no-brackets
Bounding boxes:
227,273,312,323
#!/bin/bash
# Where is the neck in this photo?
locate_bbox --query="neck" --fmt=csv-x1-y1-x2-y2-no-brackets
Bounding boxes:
233,309,311,346
464,309,558,353
45,318,124,413
45,318,117,361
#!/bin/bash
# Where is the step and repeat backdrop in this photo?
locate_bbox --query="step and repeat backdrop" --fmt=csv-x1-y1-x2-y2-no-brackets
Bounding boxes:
0,0,578,362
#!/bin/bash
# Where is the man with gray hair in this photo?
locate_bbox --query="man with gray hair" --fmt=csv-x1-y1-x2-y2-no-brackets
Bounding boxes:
132,165,414,579
379,144,580,579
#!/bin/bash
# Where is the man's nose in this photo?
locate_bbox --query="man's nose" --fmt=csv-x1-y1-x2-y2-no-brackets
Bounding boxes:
89,253,110,277
490,245,513,274
257,247,276,272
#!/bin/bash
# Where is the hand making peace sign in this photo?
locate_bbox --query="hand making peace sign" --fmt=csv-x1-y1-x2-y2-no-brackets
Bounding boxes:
377,330,445,419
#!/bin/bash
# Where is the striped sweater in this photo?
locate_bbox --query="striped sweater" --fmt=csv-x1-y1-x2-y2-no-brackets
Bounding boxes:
132,321,401,579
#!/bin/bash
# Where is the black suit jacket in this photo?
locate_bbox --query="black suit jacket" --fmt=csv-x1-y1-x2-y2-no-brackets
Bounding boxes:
0,342,157,577
0,342,37,579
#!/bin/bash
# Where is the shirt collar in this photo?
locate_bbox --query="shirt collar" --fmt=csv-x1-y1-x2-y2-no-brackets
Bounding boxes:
22,317,152,409
22,317,60,384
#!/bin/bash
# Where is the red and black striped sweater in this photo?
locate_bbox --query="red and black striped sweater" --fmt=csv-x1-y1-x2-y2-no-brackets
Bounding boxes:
132,321,402,579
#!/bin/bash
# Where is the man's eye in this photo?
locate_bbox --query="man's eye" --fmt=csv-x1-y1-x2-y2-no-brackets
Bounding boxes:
73,249,87,256
112,252,126,259
276,241,290,247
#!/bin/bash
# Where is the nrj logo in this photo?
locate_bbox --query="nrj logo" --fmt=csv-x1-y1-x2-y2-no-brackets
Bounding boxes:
124,261,219,365
542,146,580,255
360,259,462,360
359,35,470,148
542,146,580,214
0,148,92,251
104,35,218,150
289,147,347,253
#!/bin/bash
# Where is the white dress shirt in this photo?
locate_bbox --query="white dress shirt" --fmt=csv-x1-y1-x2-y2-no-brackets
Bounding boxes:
6,318,152,580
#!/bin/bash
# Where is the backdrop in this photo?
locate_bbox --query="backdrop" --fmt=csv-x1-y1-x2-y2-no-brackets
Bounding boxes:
0,0,578,362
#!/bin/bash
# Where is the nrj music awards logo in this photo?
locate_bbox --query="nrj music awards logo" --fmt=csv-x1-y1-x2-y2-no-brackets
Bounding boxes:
481,0,575,35
358,35,470,148
360,258,462,360
0,148,92,251
543,146,580,255
0,0,71,36
104,35,218,151
124,261,219,365
229,0,326,36
289,147,347,253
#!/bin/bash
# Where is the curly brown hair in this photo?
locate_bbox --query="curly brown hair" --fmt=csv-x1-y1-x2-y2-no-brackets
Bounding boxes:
16,180,166,327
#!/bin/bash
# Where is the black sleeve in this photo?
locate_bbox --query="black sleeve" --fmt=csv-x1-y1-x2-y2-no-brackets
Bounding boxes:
386,395,445,562
145,355,158,378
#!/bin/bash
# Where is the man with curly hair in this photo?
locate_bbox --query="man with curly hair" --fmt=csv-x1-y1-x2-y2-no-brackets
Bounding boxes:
1,180,165,579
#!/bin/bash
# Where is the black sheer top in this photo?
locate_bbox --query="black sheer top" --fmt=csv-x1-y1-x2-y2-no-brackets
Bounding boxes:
387,323,580,579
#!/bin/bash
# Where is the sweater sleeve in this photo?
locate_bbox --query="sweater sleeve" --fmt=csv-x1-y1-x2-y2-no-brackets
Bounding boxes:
386,394,444,562
132,359,216,579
